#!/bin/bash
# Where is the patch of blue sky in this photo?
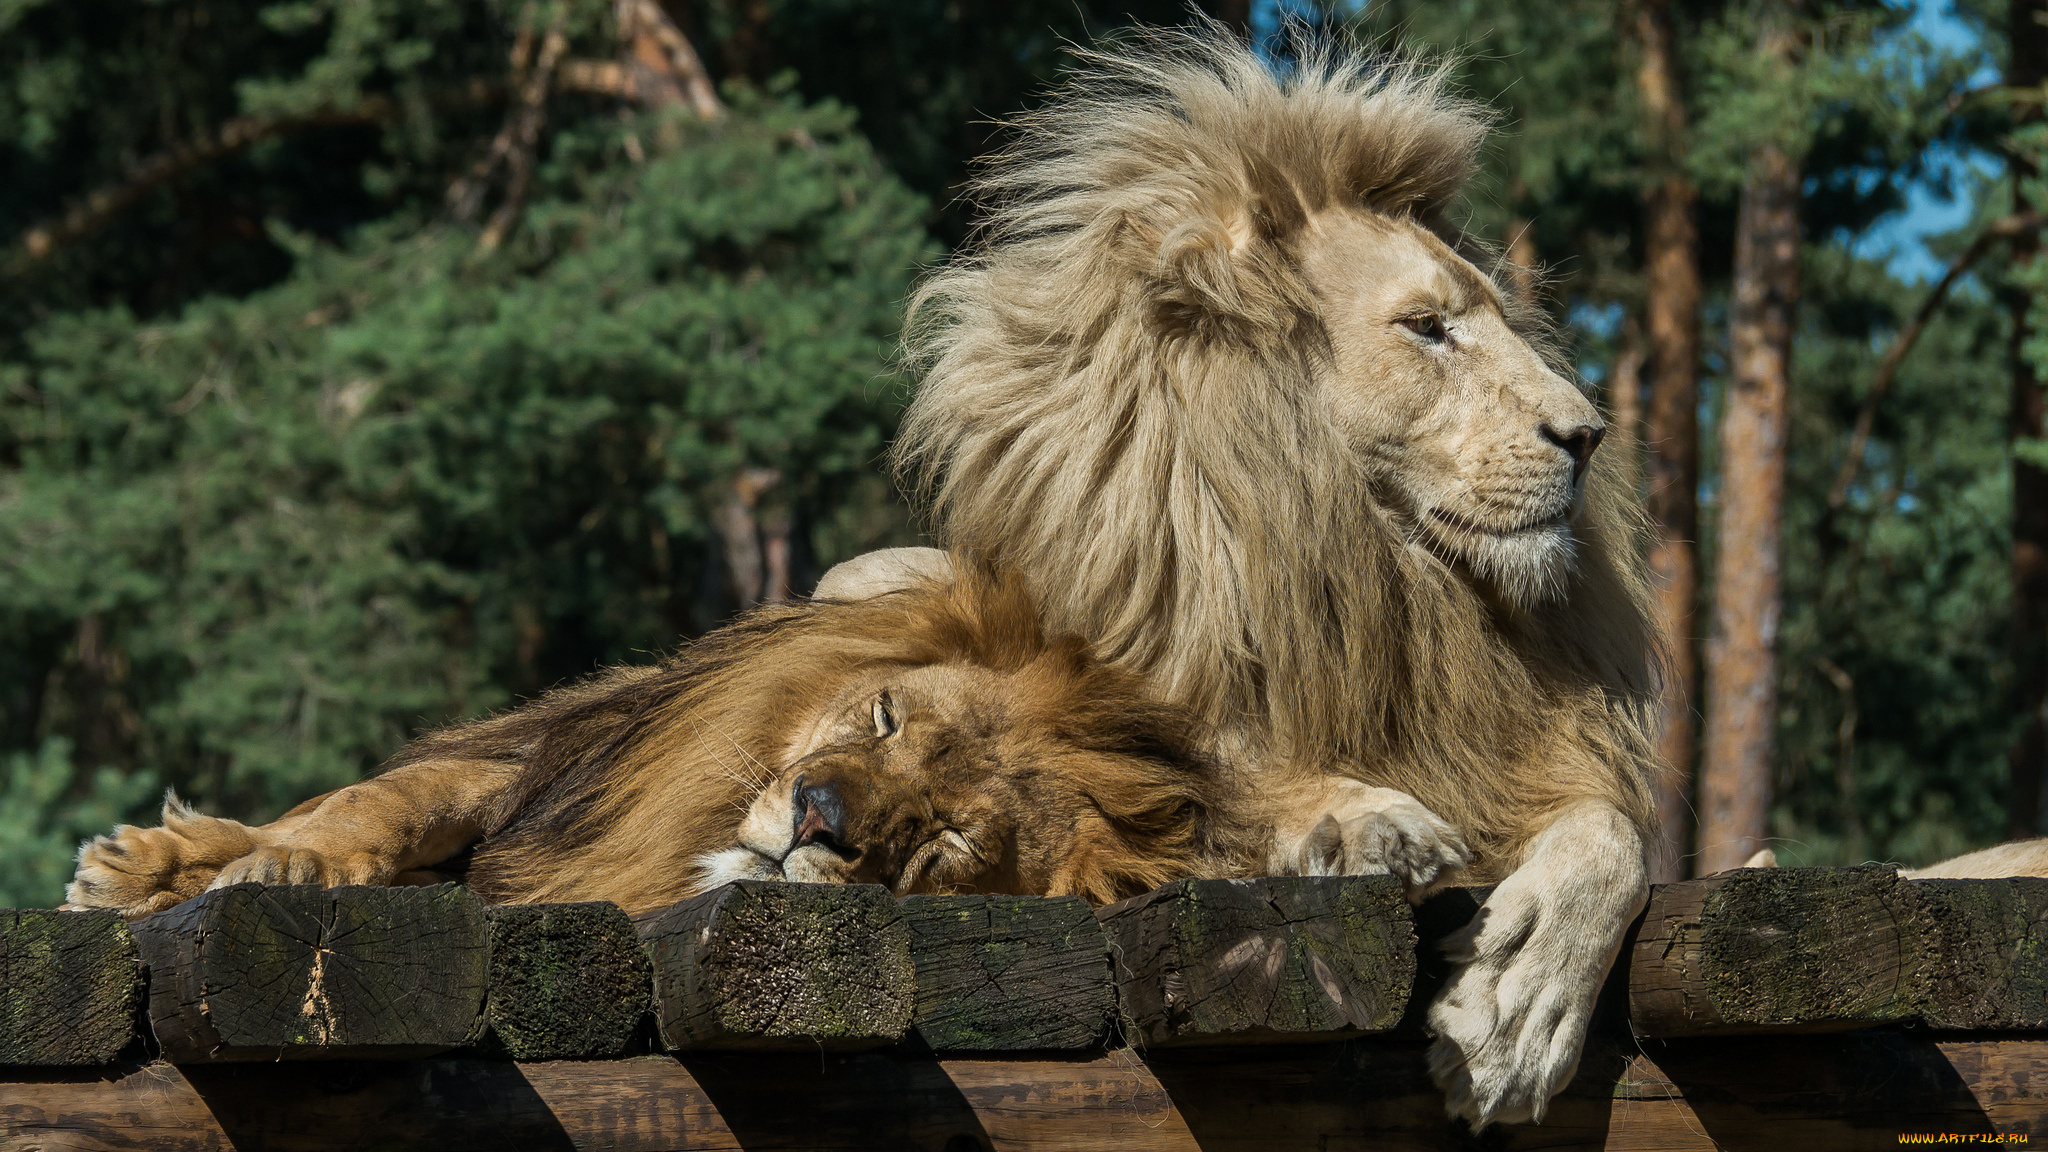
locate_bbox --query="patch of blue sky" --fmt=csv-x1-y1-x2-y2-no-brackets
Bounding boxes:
1849,0,2002,282
1249,0,1353,56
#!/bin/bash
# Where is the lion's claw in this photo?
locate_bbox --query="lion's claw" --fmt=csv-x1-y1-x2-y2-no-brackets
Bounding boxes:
66,793,262,919
210,845,393,889
1425,887,1582,1126
1271,781,1468,899
1421,804,1646,1130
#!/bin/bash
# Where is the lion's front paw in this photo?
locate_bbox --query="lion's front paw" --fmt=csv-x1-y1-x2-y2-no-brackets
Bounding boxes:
1424,876,1606,1128
66,794,264,920
1271,781,1468,899
211,845,395,890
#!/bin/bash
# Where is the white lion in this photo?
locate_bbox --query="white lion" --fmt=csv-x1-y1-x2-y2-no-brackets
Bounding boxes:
825,29,1662,1128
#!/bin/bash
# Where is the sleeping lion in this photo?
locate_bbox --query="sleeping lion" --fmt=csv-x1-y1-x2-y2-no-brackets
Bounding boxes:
67,568,1456,919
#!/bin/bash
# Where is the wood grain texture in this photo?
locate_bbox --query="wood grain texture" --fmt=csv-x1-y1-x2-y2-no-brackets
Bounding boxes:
482,902,651,1059
5,1036,2045,1151
899,894,1115,1052
1629,865,1936,1036
1913,877,2048,1030
637,880,913,1051
1098,876,1414,1047
0,908,138,1066
130,883,489,1062
1609,1034,2048,1150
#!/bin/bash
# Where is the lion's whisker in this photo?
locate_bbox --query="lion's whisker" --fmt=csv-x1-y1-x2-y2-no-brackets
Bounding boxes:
709,724,775,784
688,716,771,790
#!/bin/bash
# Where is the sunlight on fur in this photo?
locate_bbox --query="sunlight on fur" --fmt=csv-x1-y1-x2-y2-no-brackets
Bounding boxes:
70,571,1317,918
896,27,1661,879
891,26,1665,1128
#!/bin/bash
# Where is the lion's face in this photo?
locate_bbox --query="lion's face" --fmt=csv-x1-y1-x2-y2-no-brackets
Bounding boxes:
696,662,1143,899
1301,212,1604,602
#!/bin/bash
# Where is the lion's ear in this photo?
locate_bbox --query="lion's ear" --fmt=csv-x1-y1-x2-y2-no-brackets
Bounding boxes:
1149,157,1311,331
1243,150,1310,241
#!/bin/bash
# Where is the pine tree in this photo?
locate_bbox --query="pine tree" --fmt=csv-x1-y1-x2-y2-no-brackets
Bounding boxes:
2006,0,2048,839
1631,0,1707,883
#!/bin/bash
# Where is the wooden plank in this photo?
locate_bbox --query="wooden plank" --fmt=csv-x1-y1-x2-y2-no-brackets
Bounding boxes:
1396,885,1492,1033
898,894,1114,1052
1097,876,1414,1047
1609,1035,2048,1150
637,880,913,1051
0,1054,1182,1152
130,882,489,1062
0,909,138,1066
1912,877,2048,1030
5,1036,2045,1151
482,902,651,1060
1628,865,1936,1036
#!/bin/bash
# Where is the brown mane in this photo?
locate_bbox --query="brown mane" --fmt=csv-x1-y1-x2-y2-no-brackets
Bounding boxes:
448,569,1227,911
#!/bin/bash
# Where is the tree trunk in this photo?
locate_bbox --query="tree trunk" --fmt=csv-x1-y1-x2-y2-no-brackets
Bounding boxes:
710,468,784,612
1699,139,1800,875
2008,0,2048,841
1503,184,1539,305
1211,0,1252,39
613,0,723,121
1609,318,1645,483
1634,0,1705,883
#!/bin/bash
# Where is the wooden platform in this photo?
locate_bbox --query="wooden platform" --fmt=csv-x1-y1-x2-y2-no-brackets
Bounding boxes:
3,869,2046,1150
6,1034,2041,1151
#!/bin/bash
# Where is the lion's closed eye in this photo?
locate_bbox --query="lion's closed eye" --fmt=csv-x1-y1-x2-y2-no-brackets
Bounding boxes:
873,690,901,738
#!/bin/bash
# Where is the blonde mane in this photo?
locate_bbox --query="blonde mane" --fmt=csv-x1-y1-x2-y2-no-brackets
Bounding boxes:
894,29,1661,876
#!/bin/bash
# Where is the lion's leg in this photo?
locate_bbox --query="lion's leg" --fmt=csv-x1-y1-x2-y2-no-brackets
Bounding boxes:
1425,800,1647,1129
813,547,954,600
1264,775,1469,901
210,757,523,890
1904,838,2048,879
67,793,278,919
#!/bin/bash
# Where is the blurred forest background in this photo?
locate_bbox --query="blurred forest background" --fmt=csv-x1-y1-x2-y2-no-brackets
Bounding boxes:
2,0,2042,903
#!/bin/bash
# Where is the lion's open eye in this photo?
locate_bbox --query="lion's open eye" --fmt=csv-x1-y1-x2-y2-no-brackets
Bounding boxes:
872,690,900,738
1397,313,1448,343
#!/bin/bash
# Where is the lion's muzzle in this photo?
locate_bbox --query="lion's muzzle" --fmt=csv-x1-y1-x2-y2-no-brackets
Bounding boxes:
789,774,855,860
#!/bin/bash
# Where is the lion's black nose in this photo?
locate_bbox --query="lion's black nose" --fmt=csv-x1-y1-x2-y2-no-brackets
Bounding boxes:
1543,421,1604,484
791,775,851,855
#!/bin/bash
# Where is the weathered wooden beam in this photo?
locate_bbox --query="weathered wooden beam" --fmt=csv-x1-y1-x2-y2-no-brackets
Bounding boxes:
130,882,489,1061
1629,865,1936,1036
899,893,1114,1051
637,881,913,1051
0,909,139,1066
1397,885,1492,1032
1098,876,1414,1047
8,1035,2047,1151
1912,877,2048,1031
482,902,650,1059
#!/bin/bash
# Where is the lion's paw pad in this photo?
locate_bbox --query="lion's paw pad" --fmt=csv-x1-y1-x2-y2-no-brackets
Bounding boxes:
66,808,258,919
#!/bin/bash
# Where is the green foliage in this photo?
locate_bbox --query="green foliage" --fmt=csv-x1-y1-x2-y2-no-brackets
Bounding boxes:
1771,247,2014,866
1346,1,1642,276
0,0,2038,902
690,0,1195,243
0,739,160,907
0,90,933,904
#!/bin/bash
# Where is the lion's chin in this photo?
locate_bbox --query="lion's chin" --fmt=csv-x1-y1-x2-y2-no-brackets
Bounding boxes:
1426,513,1579,608
695,846,785,888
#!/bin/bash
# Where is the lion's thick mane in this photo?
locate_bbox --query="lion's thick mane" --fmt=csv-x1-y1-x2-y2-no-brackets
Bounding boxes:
895,30,1661,878
447,571,1223,911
